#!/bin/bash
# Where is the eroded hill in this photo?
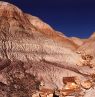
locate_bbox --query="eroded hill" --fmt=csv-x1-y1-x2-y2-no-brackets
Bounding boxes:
0,1,95,97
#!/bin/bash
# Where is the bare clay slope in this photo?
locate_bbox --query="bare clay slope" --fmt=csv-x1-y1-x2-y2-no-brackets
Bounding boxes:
77,32,95,67
0,1,84,66
0,1,95,97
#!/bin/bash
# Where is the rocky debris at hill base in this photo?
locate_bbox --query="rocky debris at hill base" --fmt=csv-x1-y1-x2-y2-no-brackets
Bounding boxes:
0,59,94,97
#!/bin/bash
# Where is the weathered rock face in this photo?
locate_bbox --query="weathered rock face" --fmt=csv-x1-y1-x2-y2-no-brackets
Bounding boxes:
0,1,95,97
0,59,40,97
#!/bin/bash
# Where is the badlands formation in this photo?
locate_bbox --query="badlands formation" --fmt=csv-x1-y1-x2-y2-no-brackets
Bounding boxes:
0,1,95,97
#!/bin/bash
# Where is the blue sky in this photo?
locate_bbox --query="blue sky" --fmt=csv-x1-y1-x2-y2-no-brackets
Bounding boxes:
3,0,95,38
